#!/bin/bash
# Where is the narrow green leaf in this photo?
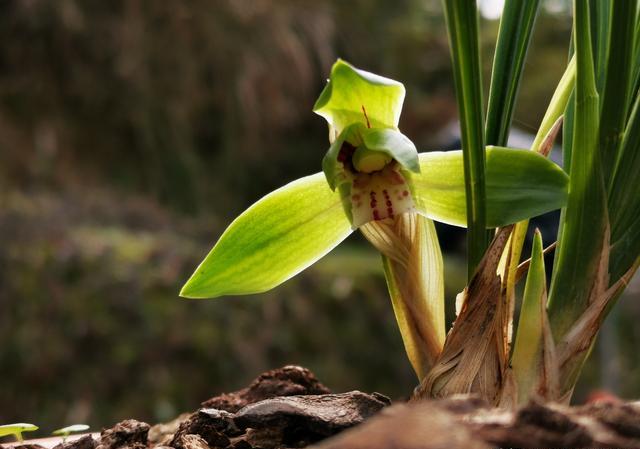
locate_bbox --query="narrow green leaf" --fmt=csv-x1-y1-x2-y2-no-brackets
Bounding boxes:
485,0,540,147
531,56,576,154
180,173,353,298
548,0,607,341
630,12,640,106
609,94,640,279
409,147,569,228
590,0,612,94
599,0,636,184
442,0,488,278
512,230,548,403
610,213,640,281
313,59,405,136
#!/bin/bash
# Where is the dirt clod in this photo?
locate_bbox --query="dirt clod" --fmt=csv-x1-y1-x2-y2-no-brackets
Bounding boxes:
15,366,640,449
176,435,211,449
52,436,97,449
170,412,231,449
201,366,330,413
97,420,150,449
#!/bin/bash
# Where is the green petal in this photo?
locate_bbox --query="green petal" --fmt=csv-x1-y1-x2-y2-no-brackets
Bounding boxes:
322,122,364,190
409,146,569,227
361,127,420,173
180,173,353,298
313,59,405,135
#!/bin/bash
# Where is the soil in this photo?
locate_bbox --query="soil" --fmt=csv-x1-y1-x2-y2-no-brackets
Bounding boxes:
3,365,640,449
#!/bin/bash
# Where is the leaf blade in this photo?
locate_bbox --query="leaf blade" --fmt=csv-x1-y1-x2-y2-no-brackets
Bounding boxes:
442,0,488,277
485,0,540,147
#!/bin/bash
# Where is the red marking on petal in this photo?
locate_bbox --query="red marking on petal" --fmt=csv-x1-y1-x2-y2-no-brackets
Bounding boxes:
373,210,381,220
402,190,409,196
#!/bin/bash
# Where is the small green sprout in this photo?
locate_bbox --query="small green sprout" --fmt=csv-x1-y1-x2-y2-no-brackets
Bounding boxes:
0,423,38,442
53,424,90,442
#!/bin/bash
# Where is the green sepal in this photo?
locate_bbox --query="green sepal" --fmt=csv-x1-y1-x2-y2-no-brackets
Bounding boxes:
409,146,569,227
180,173,353,298
313,59,405,136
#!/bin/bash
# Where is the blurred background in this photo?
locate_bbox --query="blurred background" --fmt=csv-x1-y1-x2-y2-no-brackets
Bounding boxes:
1,0,638,434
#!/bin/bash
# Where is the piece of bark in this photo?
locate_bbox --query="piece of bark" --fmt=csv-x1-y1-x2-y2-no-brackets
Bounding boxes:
52,436,96,449
97,420,149,449
202,366,330,413
233,391,389,445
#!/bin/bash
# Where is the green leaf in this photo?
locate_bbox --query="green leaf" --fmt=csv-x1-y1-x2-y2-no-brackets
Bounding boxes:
361,128,420,173
609,93,640,279
599,0,636,184
408,147,569,228
313,59,405,136
442,0,488,278
548,0,607,342
485,0,540,147
511,230,552,404
180,173,353,298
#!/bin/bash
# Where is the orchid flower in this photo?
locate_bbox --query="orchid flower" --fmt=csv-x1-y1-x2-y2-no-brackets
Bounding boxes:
180,60,568,379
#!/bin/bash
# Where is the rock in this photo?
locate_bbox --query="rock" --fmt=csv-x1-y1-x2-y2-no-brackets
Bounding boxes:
233,390,389,445
201,366,330,413
52,435,97,449
97,420,150,449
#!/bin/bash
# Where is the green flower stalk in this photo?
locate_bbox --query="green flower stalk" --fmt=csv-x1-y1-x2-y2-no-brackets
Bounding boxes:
180,60,569,380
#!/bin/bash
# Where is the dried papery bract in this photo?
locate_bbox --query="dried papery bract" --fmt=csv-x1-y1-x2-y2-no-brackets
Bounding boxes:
413,226,513,405
361,212,445,380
